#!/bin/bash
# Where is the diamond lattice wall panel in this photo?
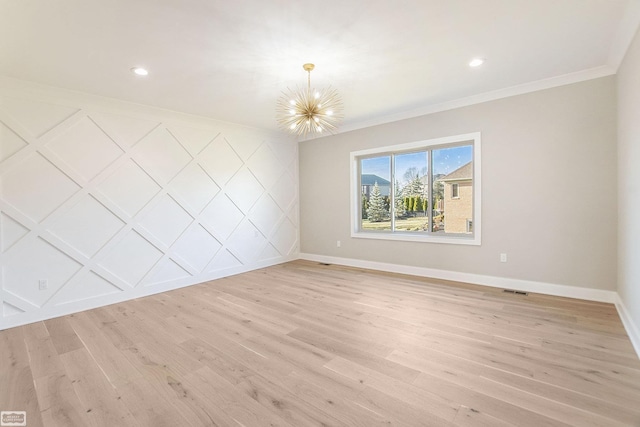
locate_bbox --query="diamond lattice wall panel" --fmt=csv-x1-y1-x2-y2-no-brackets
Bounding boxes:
3,302,24,317
142,259,191,287
207,249,243,272
268,139,297,171
270,171,297,212
225,169,264,214
0,213,29,252
172,225,221,273
226,220,267,265
90,112,159,148
287,204,299,227
250,194,284,237
97,159,161,217
271,218,298,256
171,163,220,213
97,230,163,287
259,244,281,261
200,194,245,240
133,127,192,185
0,121,28,163
0,96,79,138
198,137,243,186
4,237,82,307
2,153,80,222
223,129,263,162
137,195,193,248
247,143,284,190
167,125,218,156
0,80,298,330
47,195,125,257
49,271,121,306
46,117,124,182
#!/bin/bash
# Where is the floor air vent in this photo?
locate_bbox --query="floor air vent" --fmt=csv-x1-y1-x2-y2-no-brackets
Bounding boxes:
503,289,528,296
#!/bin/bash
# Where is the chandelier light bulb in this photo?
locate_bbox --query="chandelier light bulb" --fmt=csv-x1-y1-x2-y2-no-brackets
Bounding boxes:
276,63,344,137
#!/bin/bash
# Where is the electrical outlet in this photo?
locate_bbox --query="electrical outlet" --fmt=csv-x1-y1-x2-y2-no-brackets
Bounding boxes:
337,240,341,248
500,253,507,263
38,279,48,290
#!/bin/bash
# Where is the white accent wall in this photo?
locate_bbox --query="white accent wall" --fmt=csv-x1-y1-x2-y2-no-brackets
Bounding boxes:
617,26,640,354
0,77,299,330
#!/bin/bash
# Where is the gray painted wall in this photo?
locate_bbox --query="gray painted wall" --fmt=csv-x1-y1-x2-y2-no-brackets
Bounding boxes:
618,28,640,337
299,76,617,291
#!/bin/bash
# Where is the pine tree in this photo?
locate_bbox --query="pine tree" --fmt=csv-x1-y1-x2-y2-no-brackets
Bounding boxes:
361,195,369,219
366,182,388,222
407,174,424,198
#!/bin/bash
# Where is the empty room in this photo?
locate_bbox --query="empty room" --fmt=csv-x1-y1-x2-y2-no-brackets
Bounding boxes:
1,1,640,426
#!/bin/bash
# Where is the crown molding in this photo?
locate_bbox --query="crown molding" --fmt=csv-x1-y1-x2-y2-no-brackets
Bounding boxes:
328,65,617,137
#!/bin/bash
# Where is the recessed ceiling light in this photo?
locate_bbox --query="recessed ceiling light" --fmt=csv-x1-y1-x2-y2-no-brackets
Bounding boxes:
131,67,149,76
469,58,485,67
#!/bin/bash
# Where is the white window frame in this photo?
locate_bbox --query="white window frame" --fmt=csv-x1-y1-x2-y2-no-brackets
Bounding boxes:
452,183,460,199
350,132,481,246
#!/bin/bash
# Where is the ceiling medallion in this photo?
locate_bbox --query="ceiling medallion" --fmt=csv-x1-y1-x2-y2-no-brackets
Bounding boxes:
276,63,343,137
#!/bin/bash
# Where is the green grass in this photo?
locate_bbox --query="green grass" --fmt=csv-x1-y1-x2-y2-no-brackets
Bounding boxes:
362,216,431,231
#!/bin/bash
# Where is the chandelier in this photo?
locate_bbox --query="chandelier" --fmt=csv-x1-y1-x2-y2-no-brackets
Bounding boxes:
276,63,343,137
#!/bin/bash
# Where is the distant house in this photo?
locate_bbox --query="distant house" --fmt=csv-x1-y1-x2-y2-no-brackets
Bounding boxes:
438,162,473,233
361,174,390,198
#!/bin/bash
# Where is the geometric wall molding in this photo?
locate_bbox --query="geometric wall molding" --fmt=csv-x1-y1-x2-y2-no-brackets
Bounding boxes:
0,80,299,330
0,120,28,163
0,212,30,252
0,95,79,138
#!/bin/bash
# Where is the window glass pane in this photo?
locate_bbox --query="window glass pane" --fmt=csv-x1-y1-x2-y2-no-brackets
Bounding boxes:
393,151,428,232
432,145,473,234
360,156,391,231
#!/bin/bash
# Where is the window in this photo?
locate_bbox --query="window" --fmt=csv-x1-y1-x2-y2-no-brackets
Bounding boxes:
350,132,481,245
452,183,459,198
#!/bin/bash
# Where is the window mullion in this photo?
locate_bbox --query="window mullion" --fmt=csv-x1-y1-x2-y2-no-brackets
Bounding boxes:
390,154,395,231
427,150,432,234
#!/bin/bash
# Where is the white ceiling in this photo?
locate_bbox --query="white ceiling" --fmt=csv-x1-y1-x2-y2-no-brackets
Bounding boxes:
1,0,639,136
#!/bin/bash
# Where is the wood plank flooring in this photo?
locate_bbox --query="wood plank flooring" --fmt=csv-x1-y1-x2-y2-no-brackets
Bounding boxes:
1,260,639,426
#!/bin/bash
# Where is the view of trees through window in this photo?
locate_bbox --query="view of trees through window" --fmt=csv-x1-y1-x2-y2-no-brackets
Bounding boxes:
359,144,473,235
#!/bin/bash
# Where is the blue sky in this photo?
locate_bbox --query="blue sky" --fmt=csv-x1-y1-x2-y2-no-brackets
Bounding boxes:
361,145,472,184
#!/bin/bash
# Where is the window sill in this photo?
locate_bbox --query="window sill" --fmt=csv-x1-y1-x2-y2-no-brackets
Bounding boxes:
351,231,481,246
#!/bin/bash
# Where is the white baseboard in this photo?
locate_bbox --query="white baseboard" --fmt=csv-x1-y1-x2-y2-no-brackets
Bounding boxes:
0,255,297,331
299,253,617,303
614,294,640,359
299,252,640,360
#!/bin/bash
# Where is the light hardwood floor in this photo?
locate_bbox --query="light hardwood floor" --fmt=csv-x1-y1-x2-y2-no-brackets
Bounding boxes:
2,260,640,426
